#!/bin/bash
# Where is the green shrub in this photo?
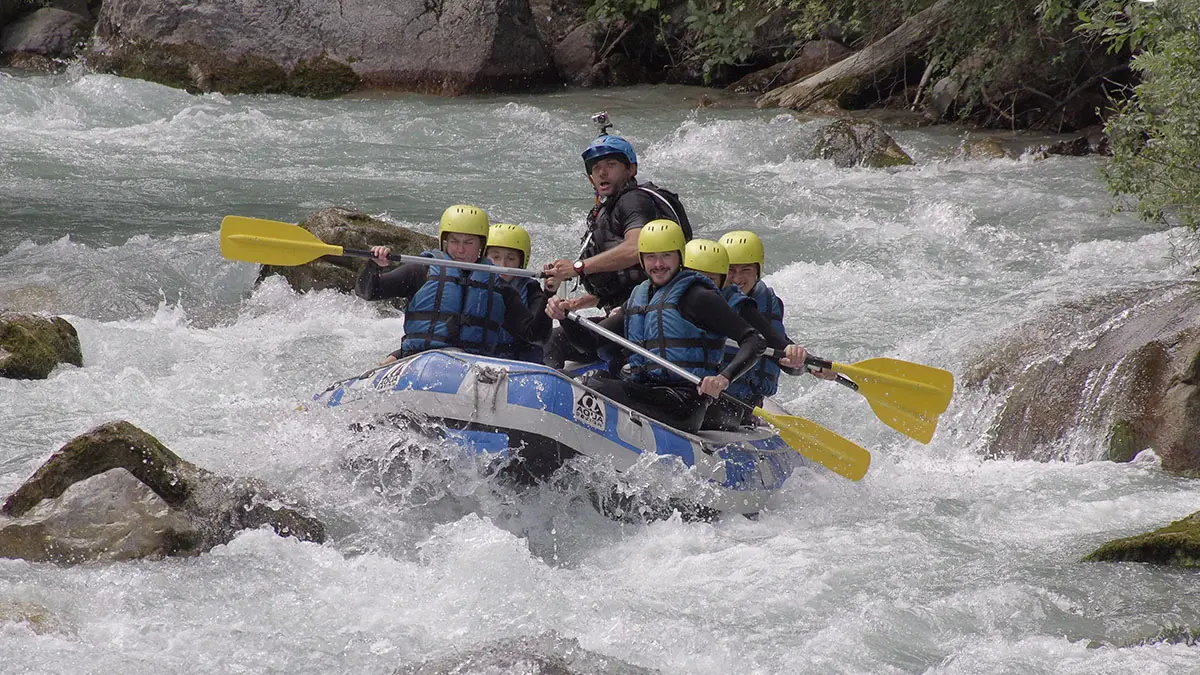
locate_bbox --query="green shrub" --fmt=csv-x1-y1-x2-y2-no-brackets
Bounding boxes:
1080,0,1200,231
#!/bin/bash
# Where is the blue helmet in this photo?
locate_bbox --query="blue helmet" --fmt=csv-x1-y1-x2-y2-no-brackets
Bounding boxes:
582,135,637,174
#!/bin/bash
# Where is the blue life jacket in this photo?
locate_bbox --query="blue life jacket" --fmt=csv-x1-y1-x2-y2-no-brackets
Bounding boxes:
623,270,726,384
493,276,544,363
724,280,785,400
401,251,506,356
721,284,755,312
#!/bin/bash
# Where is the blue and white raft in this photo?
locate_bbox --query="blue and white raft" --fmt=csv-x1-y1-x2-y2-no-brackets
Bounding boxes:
313,349,799,515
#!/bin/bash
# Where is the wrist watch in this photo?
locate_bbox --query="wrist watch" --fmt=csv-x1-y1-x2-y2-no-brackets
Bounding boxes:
572,259,586,276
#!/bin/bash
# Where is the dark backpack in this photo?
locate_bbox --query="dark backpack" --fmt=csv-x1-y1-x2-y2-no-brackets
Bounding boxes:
637,182,693,240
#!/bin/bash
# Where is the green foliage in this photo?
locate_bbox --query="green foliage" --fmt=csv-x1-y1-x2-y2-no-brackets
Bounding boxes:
683,0,758,82
1080,0,1200,231
587,0,662,23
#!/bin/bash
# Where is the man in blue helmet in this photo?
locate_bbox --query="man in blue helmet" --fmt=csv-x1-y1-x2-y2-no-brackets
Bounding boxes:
542,132,692,368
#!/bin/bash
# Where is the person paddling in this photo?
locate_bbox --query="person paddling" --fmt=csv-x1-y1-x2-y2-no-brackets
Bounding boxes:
719,230,835,415
485,223,555,363
682,238,814,428
355,205,549,365
546,220,763,432
541,119,692,368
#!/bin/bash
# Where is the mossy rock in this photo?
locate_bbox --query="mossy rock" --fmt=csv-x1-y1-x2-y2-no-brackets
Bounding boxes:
1106,418,1142,463
0,314,83,380
88,41,358,97
813,118,914,168
255,207,438,296
286,54,359,99
1083,510,1200,568
88,41,282,94
962,136,1010,159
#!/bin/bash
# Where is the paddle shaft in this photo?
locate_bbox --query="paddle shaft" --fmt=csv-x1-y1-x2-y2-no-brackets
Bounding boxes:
568,311,702,385
568,311,759,413
329,244,545,279
723,339,860,392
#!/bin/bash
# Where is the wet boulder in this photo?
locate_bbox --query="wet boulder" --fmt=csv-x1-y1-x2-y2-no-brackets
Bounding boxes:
0,6,89,63
255,207,438,296
0,421,324,564
1084,509,1200,569
0,313,83,379
810,118,913,168
966,282,1200,472
88,0,556,98
960,136,1011,160
393,631,658,675
552,21,604,87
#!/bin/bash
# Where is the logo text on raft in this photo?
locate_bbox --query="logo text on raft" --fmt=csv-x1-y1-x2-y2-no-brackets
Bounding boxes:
574,391,606,430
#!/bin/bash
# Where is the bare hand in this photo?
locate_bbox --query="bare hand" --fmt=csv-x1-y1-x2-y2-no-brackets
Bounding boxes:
778,344,808,369
370,246,392,267
809,367,839,381
543,275,561,293
544,258,578,282
546,296,568,320
697,374,730,398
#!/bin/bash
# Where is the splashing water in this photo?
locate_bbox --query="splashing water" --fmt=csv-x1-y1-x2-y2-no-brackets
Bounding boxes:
2,71,1199,674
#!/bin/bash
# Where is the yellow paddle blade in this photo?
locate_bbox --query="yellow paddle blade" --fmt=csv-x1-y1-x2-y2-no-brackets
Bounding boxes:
219,216,345,266
833,358,954,417
753,407,870,481
864,395,939,444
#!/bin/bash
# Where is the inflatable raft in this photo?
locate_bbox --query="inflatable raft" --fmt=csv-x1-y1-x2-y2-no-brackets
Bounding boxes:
313,349,801,515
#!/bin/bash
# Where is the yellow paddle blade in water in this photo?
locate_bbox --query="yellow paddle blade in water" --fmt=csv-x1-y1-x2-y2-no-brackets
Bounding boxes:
863,395,939,444
832,357,954,417
220,216,345,266
753,406,871,481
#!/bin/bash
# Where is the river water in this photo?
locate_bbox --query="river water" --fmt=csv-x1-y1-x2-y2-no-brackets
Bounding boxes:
2,67,1199,674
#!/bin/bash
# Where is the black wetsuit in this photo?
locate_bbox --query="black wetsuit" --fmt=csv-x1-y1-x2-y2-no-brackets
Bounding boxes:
544,179,678,368
704,301,806,429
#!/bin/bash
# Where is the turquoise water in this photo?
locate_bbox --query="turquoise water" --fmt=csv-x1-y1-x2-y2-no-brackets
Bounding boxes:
2,68,1199,674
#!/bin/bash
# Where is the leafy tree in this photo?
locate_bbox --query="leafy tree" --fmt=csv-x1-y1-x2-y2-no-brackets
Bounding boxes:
1080,0,1200,230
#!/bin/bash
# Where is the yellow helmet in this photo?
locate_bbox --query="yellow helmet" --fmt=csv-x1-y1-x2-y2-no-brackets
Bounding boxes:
486,223,531,268
683,239,729,277
439,205,489,244
719,230,765,269
638,219,686,256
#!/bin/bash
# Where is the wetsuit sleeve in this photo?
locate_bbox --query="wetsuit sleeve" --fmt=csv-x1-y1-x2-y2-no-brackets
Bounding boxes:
737,303,805,376
355,261,426,301
522,283,552,343
559,311,623,353
613,189,659,233
680,286,765,383
499,285,552,344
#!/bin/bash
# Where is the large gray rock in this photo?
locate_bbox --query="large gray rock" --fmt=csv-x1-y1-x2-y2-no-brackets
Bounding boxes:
967,282,1200,472
0,7,87,57
0,420,325,564
88,0,557,97
0,313,83,379
255,207,438,296
552,20,603,87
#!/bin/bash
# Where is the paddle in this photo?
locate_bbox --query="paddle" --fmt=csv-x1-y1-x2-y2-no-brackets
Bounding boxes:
750,345,948,444
567,311,871,481
805,353,952,411
219,216,545,279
